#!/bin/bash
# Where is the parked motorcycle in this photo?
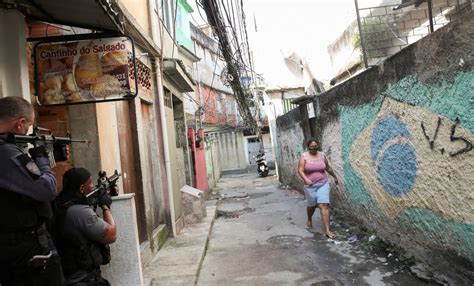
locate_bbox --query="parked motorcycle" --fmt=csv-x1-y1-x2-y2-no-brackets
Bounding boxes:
256,150,269,177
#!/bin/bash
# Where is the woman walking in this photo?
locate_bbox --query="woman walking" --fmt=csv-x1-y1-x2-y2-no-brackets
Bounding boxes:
298,138,339,239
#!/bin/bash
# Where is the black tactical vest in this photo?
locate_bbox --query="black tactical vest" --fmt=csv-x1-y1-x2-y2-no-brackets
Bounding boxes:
0,187,52,232
0,139,52,232
55,199,110,276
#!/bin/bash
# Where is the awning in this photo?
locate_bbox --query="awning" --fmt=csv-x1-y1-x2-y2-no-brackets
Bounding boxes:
0,0,123,33
163,58,196,92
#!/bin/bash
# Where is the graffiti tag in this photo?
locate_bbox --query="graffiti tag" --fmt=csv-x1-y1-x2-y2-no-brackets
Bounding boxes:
420,117,472,157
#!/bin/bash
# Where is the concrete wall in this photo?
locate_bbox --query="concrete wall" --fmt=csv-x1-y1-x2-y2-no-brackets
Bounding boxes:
205,134,221,190
102,194,144,286
276,12,474,284
275,108,306,190
209,131,247,171
261,133,274,168
121,0,150,35
0,10,30,100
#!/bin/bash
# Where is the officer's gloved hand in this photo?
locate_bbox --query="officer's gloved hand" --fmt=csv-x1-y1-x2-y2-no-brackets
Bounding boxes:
98,192,113,209
29,145,48,159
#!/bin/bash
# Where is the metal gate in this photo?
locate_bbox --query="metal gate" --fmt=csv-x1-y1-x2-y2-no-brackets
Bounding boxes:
247,139,261,165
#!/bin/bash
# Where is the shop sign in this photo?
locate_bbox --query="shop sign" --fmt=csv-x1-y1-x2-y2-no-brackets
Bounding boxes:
34,35,137,105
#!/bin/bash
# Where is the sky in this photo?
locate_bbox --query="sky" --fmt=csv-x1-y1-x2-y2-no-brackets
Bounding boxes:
243,0,356,88
190,0,359,88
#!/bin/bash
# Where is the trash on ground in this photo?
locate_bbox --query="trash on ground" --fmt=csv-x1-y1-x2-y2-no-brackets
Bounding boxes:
333,240,343,245
347,234,358,243
387,253,393,258
368,234,377,242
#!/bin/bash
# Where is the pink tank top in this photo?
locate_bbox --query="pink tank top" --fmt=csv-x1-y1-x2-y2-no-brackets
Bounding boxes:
303,152,328,184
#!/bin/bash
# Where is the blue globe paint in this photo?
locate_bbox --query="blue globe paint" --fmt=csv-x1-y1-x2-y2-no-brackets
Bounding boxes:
371,115,412,163
376,143,417,196
371,116,417,196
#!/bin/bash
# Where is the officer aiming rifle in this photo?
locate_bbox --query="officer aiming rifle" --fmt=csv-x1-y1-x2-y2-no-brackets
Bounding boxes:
86,170,121,210
8,126,89,167
55,168,118,285
0,96,65,286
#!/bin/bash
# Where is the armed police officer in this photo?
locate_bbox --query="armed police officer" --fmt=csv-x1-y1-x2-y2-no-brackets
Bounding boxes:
55,167,117,286
0,96,63,286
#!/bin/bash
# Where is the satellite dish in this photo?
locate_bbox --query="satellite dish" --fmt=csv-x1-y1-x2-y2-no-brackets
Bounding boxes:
283,52,304,81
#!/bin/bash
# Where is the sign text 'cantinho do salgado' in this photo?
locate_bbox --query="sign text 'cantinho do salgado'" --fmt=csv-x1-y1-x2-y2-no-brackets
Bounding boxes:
34,36,137,105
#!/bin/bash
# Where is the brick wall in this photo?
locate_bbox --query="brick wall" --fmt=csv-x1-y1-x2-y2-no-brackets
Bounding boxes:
27,22,72,192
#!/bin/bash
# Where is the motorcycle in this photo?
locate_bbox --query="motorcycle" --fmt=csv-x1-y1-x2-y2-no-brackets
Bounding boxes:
256,150,269,177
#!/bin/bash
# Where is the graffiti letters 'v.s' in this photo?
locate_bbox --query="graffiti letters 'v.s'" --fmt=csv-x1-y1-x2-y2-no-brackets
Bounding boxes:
421,116,473,156
349,97,474,223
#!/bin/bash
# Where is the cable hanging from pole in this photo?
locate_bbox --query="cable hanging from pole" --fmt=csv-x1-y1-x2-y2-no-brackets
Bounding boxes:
198,0,258,134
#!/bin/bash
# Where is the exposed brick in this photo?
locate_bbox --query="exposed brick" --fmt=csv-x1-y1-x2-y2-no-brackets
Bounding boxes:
28,22,61,37
447,0,458,7
370,7,388,17
53,162,72,193
396,28,410,37
413,25,430,36
405,19,421,29
409,9,427,20
392,37,407,46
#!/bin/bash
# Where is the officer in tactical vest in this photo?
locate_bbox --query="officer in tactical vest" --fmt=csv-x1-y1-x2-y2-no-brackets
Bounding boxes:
0,96,63,286
55,167,117,286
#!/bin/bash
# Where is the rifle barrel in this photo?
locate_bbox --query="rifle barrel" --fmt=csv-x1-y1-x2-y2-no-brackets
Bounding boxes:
55,137,89,144
11,134,88,144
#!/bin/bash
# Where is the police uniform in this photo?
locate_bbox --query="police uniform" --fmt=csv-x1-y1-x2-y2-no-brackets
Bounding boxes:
0,137,63,286
56,168,111,286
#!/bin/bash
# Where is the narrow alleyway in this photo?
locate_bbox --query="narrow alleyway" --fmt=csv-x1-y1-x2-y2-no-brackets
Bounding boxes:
197,173,439,286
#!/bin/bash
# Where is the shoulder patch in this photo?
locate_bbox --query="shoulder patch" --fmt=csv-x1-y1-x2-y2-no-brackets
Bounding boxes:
86,213,99,225
16,154,41,178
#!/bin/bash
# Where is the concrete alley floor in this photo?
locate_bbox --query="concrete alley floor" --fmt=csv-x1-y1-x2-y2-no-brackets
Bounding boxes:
197,172,439,286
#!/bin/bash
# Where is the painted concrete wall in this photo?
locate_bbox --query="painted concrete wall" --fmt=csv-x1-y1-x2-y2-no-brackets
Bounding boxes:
205,134,221,190
121,0,150,36
188,128,208,192
165,104,183,223
276,12,474,284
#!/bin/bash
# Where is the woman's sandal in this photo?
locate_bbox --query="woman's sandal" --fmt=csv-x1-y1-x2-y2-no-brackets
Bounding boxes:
325,232,336,239
305,222,312,230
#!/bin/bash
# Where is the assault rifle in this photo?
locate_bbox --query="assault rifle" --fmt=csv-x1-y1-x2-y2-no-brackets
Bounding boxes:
3,127,89,167
86,170,121,210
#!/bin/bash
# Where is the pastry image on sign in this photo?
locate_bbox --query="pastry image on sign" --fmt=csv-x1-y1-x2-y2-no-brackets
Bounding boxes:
91,74,124,98
101,51,130,93
37,42,78,104
74,49,103,89
35,37,134,105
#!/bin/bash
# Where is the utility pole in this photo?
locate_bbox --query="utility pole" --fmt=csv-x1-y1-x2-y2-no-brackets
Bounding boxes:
354,0,369,68
199,0,258,134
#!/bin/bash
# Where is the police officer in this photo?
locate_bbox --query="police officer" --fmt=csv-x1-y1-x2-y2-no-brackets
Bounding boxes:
0,96,63,286
55,168,117,286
